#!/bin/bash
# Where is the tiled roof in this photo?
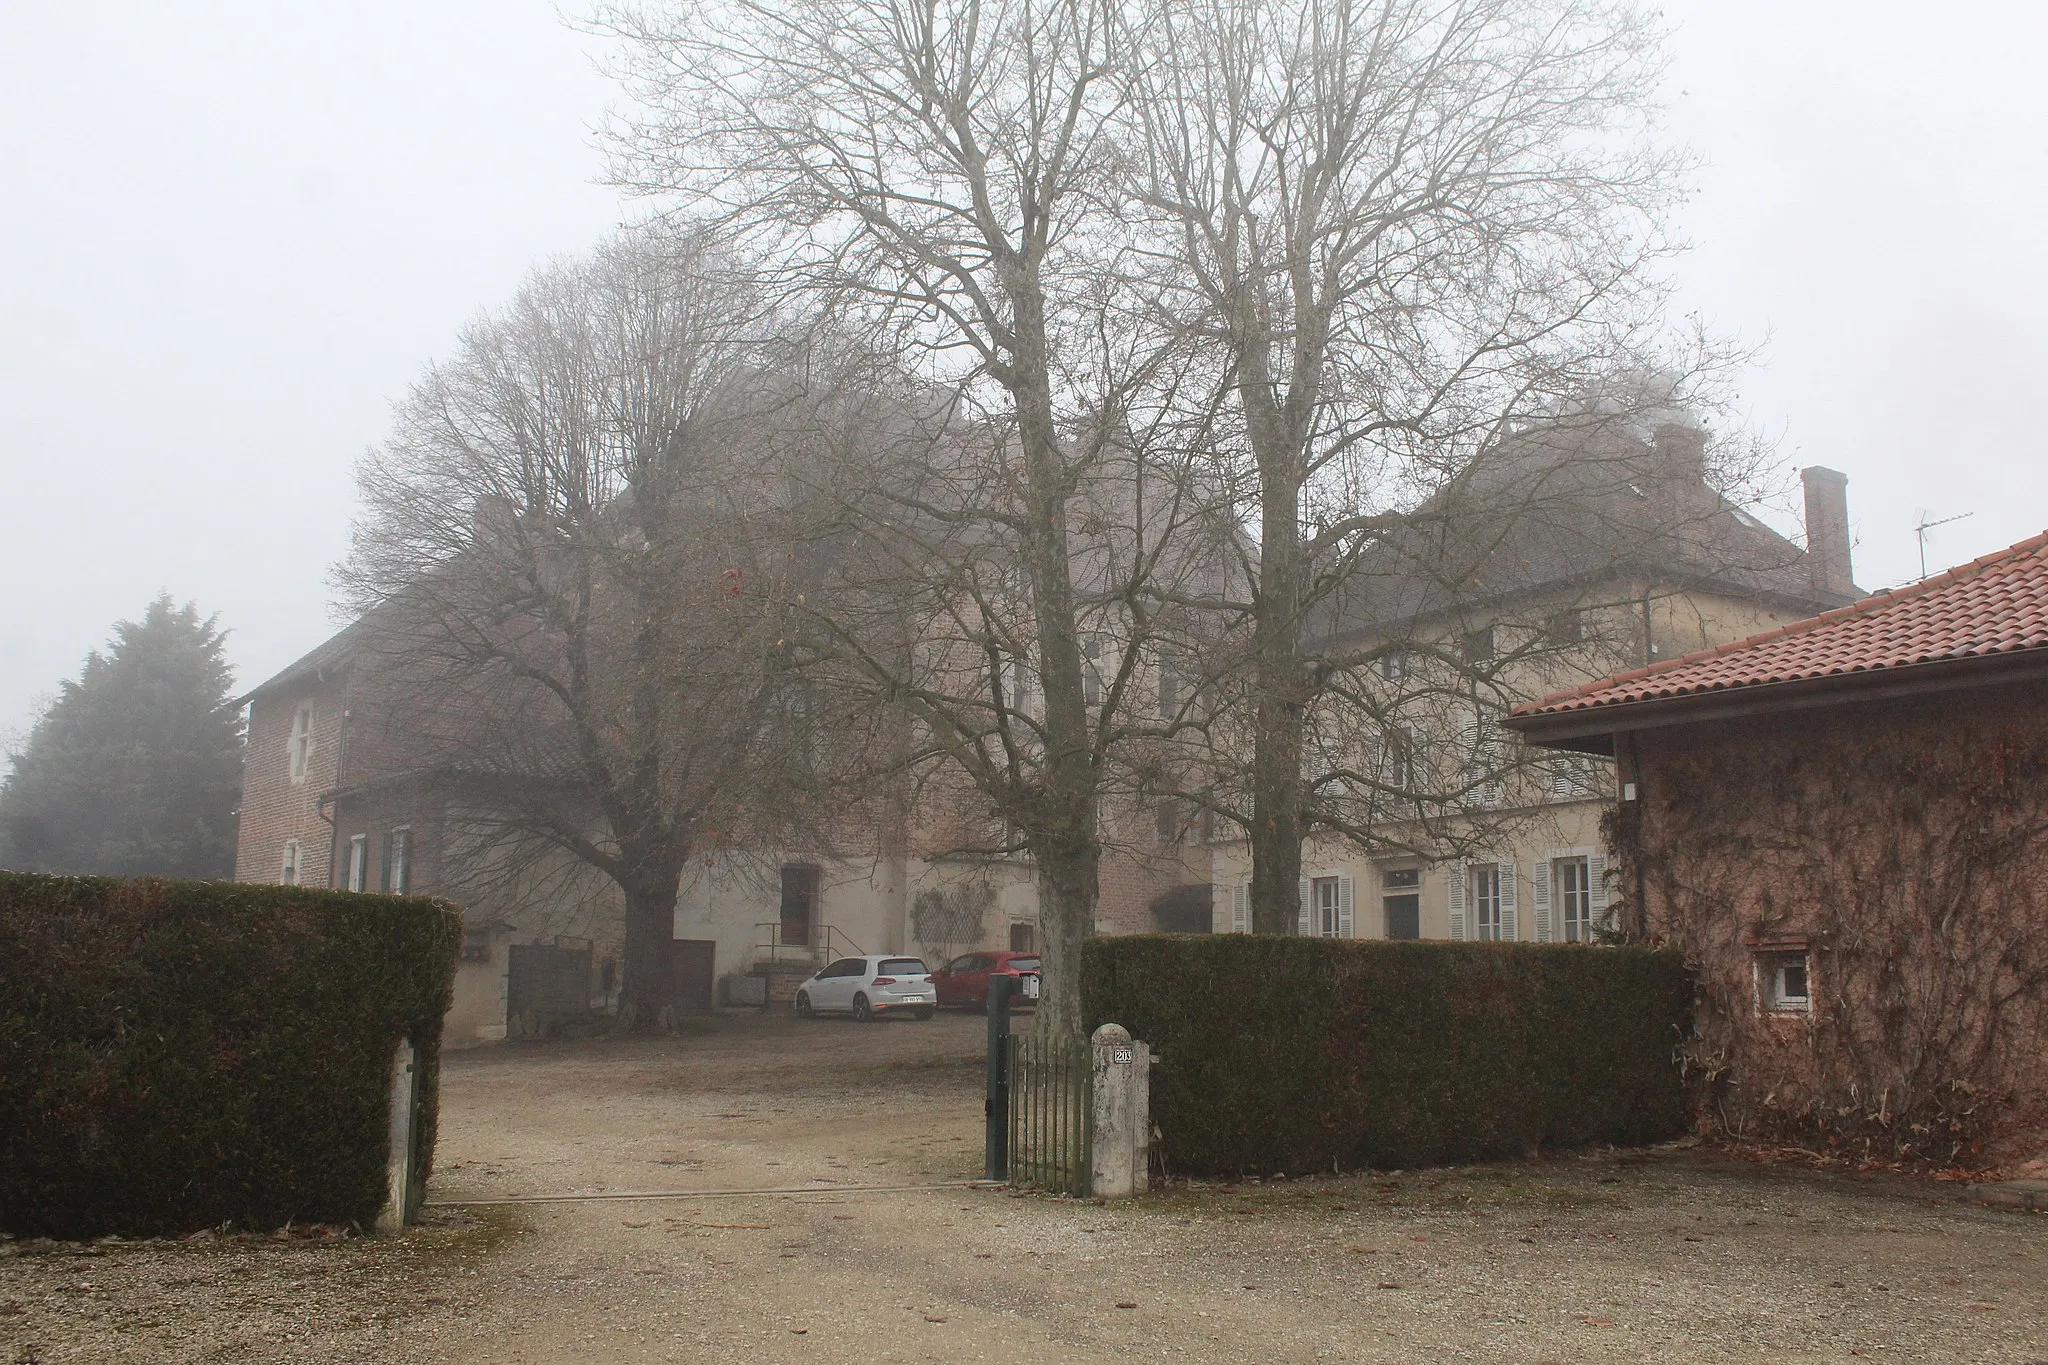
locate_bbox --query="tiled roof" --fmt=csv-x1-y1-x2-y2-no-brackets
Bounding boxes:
1316,422,1852,642
1514,529,2048,718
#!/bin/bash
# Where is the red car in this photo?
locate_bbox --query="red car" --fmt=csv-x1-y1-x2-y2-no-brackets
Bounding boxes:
931,951,1042,1010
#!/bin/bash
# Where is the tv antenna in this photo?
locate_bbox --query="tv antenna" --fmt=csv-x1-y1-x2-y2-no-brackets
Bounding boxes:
1913,510,1973,579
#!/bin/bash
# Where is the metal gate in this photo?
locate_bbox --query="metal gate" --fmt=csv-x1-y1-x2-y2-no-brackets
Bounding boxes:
1007,1032,1092,1195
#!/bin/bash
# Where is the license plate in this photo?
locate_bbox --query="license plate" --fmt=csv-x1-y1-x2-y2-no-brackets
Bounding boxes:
1022,974,1040,999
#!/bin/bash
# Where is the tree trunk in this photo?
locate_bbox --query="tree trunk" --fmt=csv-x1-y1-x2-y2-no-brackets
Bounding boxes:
1248,452,1308,933
614,861,685,1034
1033,829,1098,1040
1005,259,1102,1035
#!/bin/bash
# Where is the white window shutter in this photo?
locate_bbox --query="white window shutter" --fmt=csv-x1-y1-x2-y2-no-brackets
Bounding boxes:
1531,852,1554,942
1447,864,1466,940
1588,850,1610,930
1298,878,1312,936
1232,883,1248,934
1499,861,1518,941
1338,877,1355,938
1458,710,1481,806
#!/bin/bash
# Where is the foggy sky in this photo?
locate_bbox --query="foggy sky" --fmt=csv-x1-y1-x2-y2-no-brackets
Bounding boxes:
3,1,2044,740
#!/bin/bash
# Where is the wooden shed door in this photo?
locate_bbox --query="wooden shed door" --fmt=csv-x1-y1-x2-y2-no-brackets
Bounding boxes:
668,939,716,1016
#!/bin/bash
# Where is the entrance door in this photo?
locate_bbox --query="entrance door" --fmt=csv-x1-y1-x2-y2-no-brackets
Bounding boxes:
1382,868,1421,940
780,864,820,949
668,939,716,1016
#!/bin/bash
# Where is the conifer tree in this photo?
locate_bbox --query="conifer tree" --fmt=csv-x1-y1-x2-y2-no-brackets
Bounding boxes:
0,597,243,877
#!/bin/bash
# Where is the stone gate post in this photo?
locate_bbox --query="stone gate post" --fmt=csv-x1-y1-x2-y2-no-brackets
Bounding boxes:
1089,1022,1151,1198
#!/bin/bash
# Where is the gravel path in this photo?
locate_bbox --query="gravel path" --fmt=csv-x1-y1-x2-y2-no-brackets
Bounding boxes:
4,1011,2044,1363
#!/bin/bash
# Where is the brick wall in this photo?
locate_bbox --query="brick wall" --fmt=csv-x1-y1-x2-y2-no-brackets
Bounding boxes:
233,673,347,889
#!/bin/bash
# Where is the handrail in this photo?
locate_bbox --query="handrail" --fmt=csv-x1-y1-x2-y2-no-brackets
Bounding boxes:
750,922,867,966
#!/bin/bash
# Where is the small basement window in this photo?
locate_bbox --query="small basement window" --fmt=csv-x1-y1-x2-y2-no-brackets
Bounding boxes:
1757,951,1812,1014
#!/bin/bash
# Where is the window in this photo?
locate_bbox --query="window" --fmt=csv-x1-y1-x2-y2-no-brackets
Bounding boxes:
1380,724,1418,800
1757,951,1812,1014
280,840,302,886
1379,650,1414,683
1556,856,1594,942
287,705,315,784
345,834,368,892
1306,875,1352,938
825,958,865,978
1156,797,1191,845
383,827,412,894
1157,655,1182,718
1382,867,1420,941
1543,609,1584,646
1460,627,1495,666
1463,708,1506,809
1448,861,1515,940
1471,864,1504,940
1009,921,1036,953
1082,637,1104,707
1549,753,1607,803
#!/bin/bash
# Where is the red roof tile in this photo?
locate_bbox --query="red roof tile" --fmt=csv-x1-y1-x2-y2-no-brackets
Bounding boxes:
1514,529,2048,718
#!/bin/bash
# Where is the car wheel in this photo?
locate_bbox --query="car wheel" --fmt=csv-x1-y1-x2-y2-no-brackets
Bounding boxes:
794,991,814,1019
914,1007,934,1021
852,992,875,1023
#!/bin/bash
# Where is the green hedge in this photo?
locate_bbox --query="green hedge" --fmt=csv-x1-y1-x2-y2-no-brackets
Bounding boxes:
0,872,461,1238
1081,935,1691,1175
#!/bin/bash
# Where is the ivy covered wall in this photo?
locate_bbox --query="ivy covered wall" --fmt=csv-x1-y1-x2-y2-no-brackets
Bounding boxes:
1612,678,2048,1167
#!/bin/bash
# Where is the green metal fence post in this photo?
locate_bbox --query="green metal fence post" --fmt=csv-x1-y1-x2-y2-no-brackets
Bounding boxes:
984,973,1013,1181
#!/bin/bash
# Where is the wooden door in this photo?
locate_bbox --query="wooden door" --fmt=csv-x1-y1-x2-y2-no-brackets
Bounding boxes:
780,865,820,948
668,939,716,1016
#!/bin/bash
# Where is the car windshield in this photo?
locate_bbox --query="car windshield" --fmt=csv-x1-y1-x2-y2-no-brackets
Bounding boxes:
1007,957,1042,972
878,958,928,976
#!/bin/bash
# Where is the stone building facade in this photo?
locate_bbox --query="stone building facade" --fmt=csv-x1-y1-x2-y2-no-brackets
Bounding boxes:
236,417,1857,1044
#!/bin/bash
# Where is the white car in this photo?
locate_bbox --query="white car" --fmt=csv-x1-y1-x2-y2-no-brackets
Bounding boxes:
794,954,937,1021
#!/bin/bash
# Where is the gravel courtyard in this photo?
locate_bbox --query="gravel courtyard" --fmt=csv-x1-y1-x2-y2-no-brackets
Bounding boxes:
3,1010,2044,1363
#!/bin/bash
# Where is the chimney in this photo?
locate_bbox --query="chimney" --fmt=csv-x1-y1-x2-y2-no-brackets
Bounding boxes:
1651,422,1707,486
1801,466,1854,598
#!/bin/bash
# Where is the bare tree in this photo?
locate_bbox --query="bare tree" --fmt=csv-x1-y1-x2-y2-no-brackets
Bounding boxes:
1116,0,1711,928
339,230,855,1030
595,0,1203,1036
592,0,1791,981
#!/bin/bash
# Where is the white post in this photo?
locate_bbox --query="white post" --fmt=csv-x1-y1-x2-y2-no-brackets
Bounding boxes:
377,1037,419,1232
1089,1023,1151,1199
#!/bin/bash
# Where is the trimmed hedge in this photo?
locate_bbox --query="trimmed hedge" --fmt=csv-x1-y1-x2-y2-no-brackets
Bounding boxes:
1081,935,1691,1175
0,872,461,1238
